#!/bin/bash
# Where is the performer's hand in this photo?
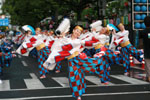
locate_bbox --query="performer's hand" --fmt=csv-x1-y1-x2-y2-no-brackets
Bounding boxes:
80,40,85,45
91,28,96,32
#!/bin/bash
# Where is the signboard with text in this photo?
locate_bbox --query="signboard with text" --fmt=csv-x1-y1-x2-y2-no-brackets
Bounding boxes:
0,18,9,26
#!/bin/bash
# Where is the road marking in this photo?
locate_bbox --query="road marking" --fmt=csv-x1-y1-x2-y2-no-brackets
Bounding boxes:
52,77,69,87
18,55,22,58
111,75,149,84
131,66,145,70
5,91,150,100
83,91,150,96
138,74,146,77
30,73,38,79
0,75,149,92
21,61,28,67
85,76,114,85
0,80,10,91
24,79,45,89
0,82,148,92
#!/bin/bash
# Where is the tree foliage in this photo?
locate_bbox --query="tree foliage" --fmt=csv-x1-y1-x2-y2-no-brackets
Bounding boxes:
2,0,49,26
2,0,98,27
105,0,130,18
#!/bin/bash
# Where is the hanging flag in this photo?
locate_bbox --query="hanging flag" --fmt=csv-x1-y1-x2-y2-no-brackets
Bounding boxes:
109,19,114,24
121,16,124,24
125,16,129,25
128,13,131,23
103,19,107,26
116,18,120,25
106,19,109,25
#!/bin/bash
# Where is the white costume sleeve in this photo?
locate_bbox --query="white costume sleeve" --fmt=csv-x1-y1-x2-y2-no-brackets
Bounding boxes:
43,37,82,70
16,35,44,56
109,30,129,51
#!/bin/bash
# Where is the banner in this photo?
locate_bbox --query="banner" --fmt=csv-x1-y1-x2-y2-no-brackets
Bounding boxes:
0,18,9,26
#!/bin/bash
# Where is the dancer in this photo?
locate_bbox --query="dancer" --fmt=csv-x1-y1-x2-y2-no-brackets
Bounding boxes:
110,23,143,75
1,39,13,67
43,24,114,100
29,27,41,58
16,25,49,78
82,27,111,84
16,25,61,78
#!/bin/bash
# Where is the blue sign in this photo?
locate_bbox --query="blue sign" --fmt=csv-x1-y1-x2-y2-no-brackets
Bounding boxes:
0,18,9,26
0,32,5,34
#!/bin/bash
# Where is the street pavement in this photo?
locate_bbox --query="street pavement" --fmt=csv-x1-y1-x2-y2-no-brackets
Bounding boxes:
0,53,150,100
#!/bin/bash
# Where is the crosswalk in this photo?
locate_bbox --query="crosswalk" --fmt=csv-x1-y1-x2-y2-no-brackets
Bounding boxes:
111,75,148,84
52,77,69,87
1,54,148,92
0,73,149,91
0,80,10,91
21,61,28,67
85,76,114,85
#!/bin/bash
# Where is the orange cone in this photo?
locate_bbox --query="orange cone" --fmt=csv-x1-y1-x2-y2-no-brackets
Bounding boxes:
141,58,145,69
130,55,135,66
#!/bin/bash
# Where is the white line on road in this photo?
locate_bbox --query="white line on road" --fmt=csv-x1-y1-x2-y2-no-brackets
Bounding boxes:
131,66,145,70
111,75,149,84
4,91,150,100
21,61,28,67
52,77,69,87
85,76,114,85
0,80,149,92
0,80,10,91
30,73,38,79
24,79,45,89
23,73,44,89
18,55,22,58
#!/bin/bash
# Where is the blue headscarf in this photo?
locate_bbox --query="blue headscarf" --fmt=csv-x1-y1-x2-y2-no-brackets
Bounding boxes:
22,25,36,35
27,25,36,35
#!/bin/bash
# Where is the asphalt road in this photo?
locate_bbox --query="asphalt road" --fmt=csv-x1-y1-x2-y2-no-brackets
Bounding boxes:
0,53,150,100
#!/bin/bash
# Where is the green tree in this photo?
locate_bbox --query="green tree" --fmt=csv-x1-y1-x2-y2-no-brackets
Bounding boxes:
2,0,98,27
105,0,130,18
2,0,66,26
81,7,98,22
60,0,97,20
